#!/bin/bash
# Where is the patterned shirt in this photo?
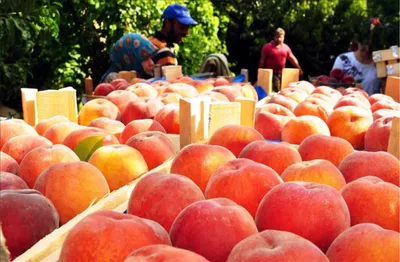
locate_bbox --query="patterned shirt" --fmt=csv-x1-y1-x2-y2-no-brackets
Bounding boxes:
148,32,178,66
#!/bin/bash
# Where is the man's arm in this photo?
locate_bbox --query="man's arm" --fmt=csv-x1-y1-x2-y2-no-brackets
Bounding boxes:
288,53,303,76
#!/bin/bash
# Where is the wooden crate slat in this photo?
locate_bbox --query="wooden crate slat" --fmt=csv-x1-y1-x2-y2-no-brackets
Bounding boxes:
386,63,400,77
385,76,400,102
281,68,300,89
388,117,400,159
257,69,273,95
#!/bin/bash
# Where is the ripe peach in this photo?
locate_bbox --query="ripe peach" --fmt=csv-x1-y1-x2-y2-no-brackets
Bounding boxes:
187,80,214,94
124,245,209,262
205,158,282,217
368,93,395,105
106,90,138,113
34,161,110,225
365,116,394,151
326,223,400,262
170,144,236,192
1,135,53,164
93,83,115,96
121,98,165,125
78,98,120,126
239,140,302,175
154,103,179,134
326,106,373,150
333,94,371,110
164,83,199,98
287,80,315,94
62,127,119,151
256,182,350,252
0,120,38,149
338,151,400,186
110,79,128,89
373,109,400,121
198,91,230,102
311,86,342,102
236,84,258,101
171,76,193,84
371,100,400,113
279,87,308,103
128,172,205,231
213,86,243,101
170,198,258,262
281,115,331,145
119,119,166,144
88,145,148,191
255,104,295,140
341,87,369,98
298,134,354,167
35,115,70,136
208,125,264,157
268,94,299,111
157,92,182,104
43,122,83,144
309,93,336,107
294,97,333,122
19,144,80,188
0,172,28,190
88,117,125,139
127,83,158,98
0,152,19,175
227,230,329,262
213,77,231,87
59,210,171,262
126,131,175,170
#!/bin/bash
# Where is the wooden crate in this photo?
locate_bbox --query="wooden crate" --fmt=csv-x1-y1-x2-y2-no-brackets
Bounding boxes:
385,76,400,102
372,46,400,78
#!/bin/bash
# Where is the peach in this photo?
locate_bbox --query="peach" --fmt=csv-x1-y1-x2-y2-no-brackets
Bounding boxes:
340,176,399,231
128,172,205,231
279,87,308,103
170,198,258,262
187,80,214,94
213,77,231,87
34,161,110,225
106,90,138,113
281,115,331,145
171,76,193,84
239,140,302,175
198,91,230,102
365,116,393,151
0,189,59,259
127,83,158,98
110,78,129,89
311,86,342,102
236,84,258,101
373,109,400,121
119,119,166,144
227,230,329,262
309,93,336,106
205,158,282,217
125,245,209,262
326,223,400,262
42,122,83,145
0,172,28,190
341,87,369,98
19,144,80,188
93,83,115,96
268,94,299,111
371,100,400,112
294,97,333,122
1,135,53,164
62,127,119,151
78,98,120,126
255,104,295,140
368,93,395,105
170,144,236,192
88,117,125,139
213,86,243,101
0,120,38,149
59,210,171,262
157,92,182,104
35,115,70,136
287,80,315,94
326,106,373,150
255,182,350,252
154,103,179,134
208,124,264,157
121,98,165,125
88,145,148,191
0,152,19,174
164,83,199,98
298,134,354,167
338,151,400,186
281,160,346,190
333,94,371,110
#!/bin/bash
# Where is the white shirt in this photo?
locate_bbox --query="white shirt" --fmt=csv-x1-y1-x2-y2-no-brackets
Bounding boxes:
332,51,381,95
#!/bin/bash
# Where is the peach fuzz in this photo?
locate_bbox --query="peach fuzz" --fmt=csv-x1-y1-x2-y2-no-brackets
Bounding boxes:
121,98,165,125
170,198,258,262
157,92,182,104
106,90,138,113
125,131,175,170
255,182,350,252
128,172,205,232
298,134,354,167
326,106,373,150
281,160,346,190
340,176,399,231
364,116,394,151
213,86,243,101
88,117,125,139
208,124,264,157
281,115,331,145
279,87,308,103
268,94,299,111
78,98,120,126
43,122,82,144
311,86,342,102
294,97,333,122
35,115,70,136
338,151,400,186
368,93,395,105
19,144,80,188
373,108,400,121
371,100,400,112
0,152,19,174
287,80,315,94
125,245,209,262
1,135,53,164
0,120,38,149
326,223,400,262
62,127,119,151
154,103,180,134
127,83,158,98
197,91,229,102
170,144,236,192
205,158,282,217
34,161,110,225
227,230,328,262
59,210,171,262
0,172,28,190
255,103,295,140
164,83,199,98
88,145,148,191
119,119,166,144
239,140,302,175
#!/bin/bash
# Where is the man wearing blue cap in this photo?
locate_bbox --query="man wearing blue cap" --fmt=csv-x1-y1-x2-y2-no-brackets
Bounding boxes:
149,3,198,66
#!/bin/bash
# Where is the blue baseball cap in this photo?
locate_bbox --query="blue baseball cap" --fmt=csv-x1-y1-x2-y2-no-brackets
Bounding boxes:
163,4,198,26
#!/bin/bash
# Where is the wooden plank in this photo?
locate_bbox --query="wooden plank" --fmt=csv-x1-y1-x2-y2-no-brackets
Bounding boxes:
386,63,400,77
388,117,400,160
385,76,400,102
208,101,241,136
376,61,387,78
235,97,255,128
167,134,181,153
118,71,133,82
281,68,300,89
257,69,273,95
240,69,249,83
21,88,38,126
163,65,183,82
372,47,400,62
14,158,174,262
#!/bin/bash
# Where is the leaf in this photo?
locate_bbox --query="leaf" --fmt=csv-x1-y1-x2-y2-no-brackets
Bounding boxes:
74,136,104,161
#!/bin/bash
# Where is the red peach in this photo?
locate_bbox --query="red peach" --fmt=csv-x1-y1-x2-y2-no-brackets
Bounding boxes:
0,172,28,190
119,119,166,144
